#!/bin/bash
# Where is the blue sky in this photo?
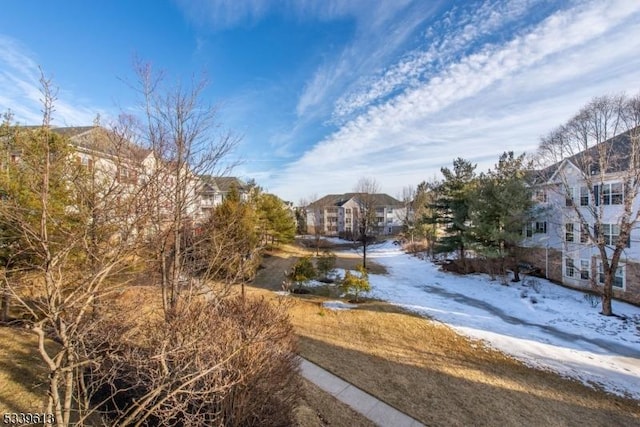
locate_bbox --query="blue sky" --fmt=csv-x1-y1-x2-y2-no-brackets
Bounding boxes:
1,0,640,203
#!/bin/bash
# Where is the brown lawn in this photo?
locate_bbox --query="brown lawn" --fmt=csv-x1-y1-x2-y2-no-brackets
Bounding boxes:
249,238,640,426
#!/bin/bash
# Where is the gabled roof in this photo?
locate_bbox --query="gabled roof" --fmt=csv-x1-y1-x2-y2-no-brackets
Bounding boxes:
9,125,151,163
534,127,639,185
308,192,403,209
60,127,150,162
198,175,246,194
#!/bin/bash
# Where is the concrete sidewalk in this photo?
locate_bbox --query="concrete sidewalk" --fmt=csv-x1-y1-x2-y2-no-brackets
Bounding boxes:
299,358,425,427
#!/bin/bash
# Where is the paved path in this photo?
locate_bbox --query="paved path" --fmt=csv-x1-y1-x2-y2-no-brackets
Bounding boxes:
299,358,425,427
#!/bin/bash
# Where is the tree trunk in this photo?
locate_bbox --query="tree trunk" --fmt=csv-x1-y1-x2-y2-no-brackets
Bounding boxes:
601,274,614,316
512,266,521,282
0,274,9,322
362,235,367,269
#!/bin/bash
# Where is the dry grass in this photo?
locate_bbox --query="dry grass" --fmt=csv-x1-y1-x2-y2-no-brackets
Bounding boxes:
3,238,638,426
0,326,51,414
250,240,640,427
294,379,376,427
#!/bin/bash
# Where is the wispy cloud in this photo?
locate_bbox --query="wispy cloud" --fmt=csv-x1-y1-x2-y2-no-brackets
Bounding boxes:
332,0,538,120
269,0,640,201
0,35,104,125
295,0,439,119
175,0,412,31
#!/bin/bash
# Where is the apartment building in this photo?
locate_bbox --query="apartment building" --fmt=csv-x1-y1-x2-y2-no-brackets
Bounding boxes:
306,193,405,238
521,129,640,305
2,126,246,224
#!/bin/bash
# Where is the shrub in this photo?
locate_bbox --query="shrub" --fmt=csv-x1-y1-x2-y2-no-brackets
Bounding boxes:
287,257,317,290
315,250,337,281
87,297,300,426
341,265,371,303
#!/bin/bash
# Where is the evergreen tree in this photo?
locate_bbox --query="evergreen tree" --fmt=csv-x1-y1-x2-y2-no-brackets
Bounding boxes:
315,250,337,281
256,193,296,245
413,179,441,257
468,152,534,281
198,185,260,283
341,264,370,302
287,256,316,291
430,158,477,262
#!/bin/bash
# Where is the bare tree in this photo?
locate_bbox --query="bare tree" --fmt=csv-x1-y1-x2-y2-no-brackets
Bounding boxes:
536,92,640,316
131,61,240,317
303,193,328,255
353,177,380,269
0,72,154,425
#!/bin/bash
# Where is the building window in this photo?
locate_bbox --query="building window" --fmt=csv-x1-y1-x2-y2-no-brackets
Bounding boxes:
600,223,626,246
534,222,547,234
525,223,533,238
580,259,590,280
346,218,351,224
580,223,589,243
564,258,575,278
346,208,351,215
117,167,137,184
565,187,574,207
595,183,624,206
580,186,589,206
565,223,574,242
77,155,94,171
534,189,547,203
598,263,625,289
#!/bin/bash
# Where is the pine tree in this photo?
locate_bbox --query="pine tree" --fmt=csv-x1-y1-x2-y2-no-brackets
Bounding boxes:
341,264,370,302
256,193,296,245
430,158,477,262
469,152,534,281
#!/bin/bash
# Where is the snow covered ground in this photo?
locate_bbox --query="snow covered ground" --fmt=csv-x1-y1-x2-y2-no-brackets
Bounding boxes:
341,240,640,400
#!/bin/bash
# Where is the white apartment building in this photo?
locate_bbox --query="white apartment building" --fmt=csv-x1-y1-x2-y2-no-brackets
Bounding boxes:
306,193,406,238
521,129,640,305
3,126,247,225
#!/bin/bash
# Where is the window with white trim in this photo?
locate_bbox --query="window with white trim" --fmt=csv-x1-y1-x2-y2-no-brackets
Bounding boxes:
598,263,625,289
565,223,574,242
534,222,547,234
580,223,589,244
565,187,575,207
580,259,590,280
534,189,547,203
579,186,589,206
595,182,623,206
564,258,575,278
603,224,618,245
525,223,533,238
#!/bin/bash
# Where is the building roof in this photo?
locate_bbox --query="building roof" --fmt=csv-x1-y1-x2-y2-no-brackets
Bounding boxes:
534,127,639,185
10,125,151,163
308,192,403,209
198,175,246,194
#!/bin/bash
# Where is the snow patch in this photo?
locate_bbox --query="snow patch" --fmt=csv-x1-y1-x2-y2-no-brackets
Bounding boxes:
323,300,358,310
334,242,640,400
